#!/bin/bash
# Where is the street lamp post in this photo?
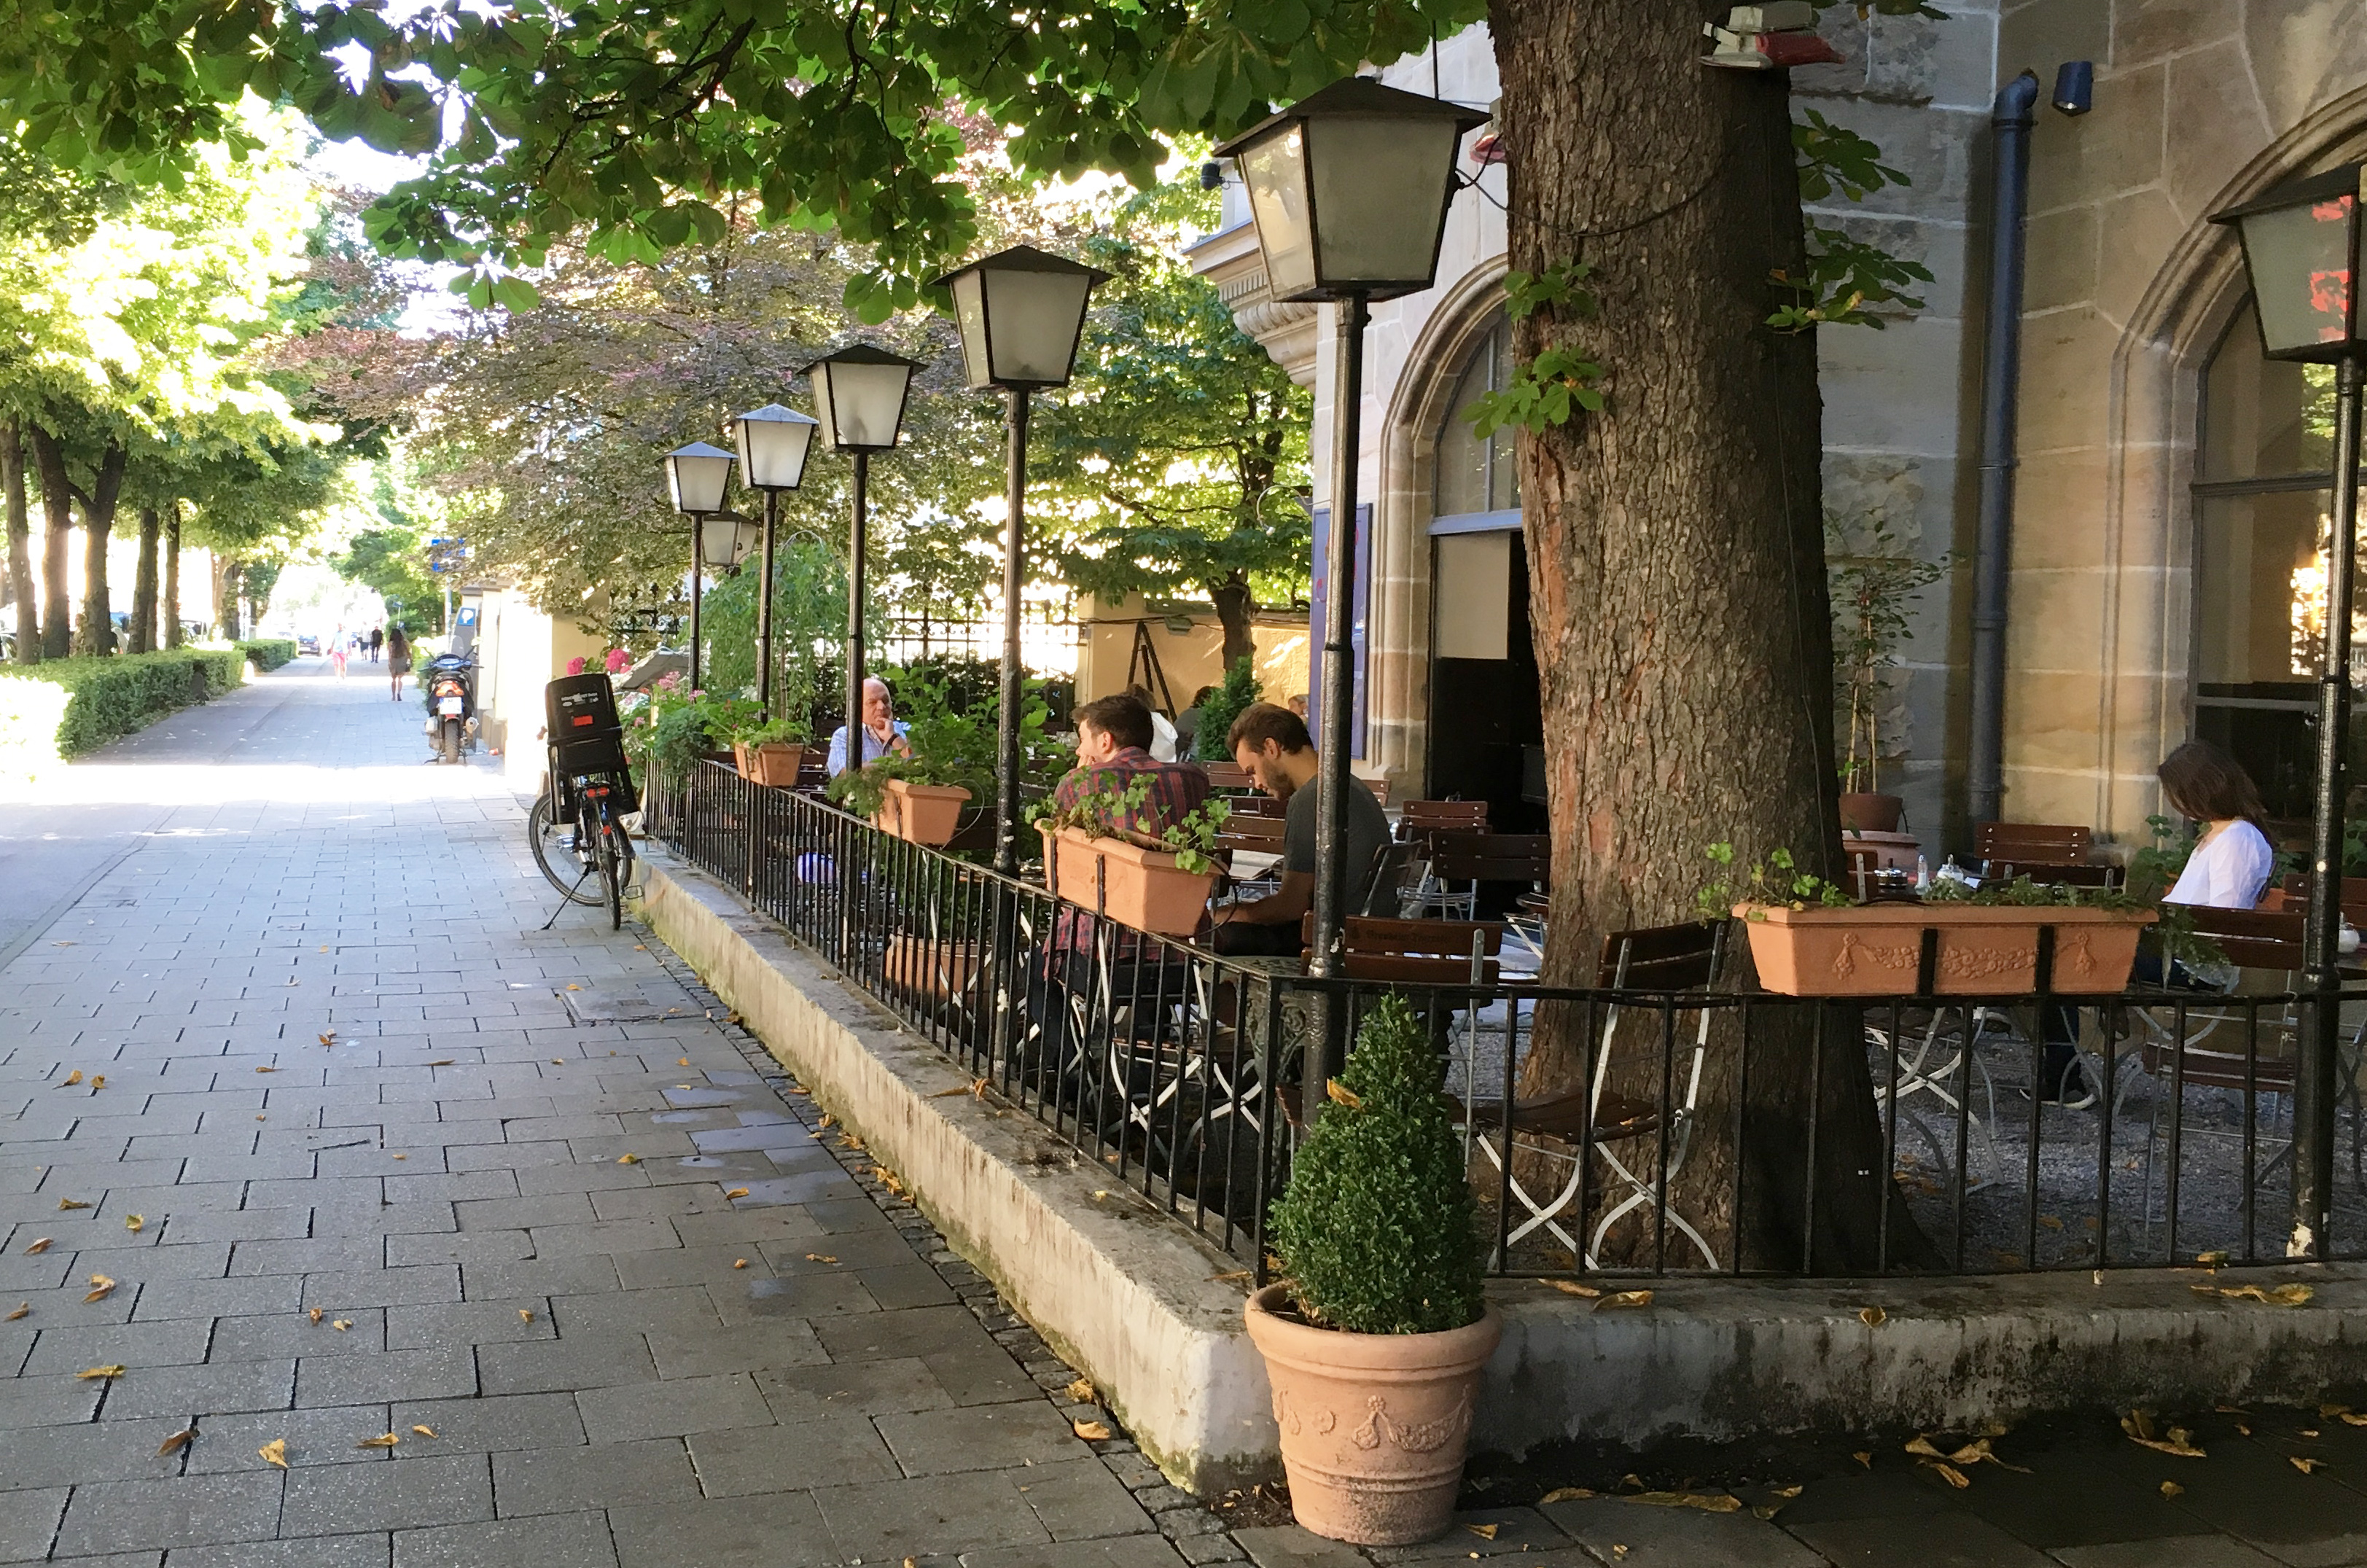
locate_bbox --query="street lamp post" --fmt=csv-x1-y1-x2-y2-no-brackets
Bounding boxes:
800,346,921,776
934,245,1110,874
663,441,737,694
2212,165,2367,1258
1217,76,1486,1120
725,405,819,722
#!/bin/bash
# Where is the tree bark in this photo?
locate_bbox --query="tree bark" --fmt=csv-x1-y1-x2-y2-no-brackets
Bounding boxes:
163,503,182,648
1489,0,1925,1271
74,442,125,656
130,505,160,654
214,557,241,641
26,424,71,660
1,418,32,663
1206,571,1257,669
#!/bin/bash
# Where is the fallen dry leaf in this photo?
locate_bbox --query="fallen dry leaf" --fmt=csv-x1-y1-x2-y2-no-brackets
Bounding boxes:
1551,1280,1602,1298
723,1187,750,1201
518,1308,534,1322
254,1066,277,1074
58,1070,80,1086
1852,1452,1873,1468
1325,1079,1362,1109
331,1319,352,1332
1596,1290,1654,1311
57,1198,88,1211
308,1308,322,1325
157,1428,194,1456
818,1112,837,1130
566,983,580,991
1072,1419,1112,1440
679,1058,690,1066
1465,1522,1501,1540
1207,1268,1250,1284
806,1254,837,1264
413,1425,436,1437
2160,1481,2184,1499
1065,1376,1097,1404
426,1059,454,1066
89,1075,103,1091
1539,1486,1595,1505
617,1154,640,1165
319,1033,335,1045
357,1433,399,1448
733,1258,748,1269
25,1238,51,1255
390,1154,406,1161
125,1215,142,1233
1926,1462,1971,1489
1610,1547,1629,1560
258,1438,287,1468
77,1365,125,1379
1629,1491,1742,1513
2342,1413,2367,1428
4,1303,25,1321
1860,1306,1887,1327
2040,1214,2064,1230
927,1084,970,1098
83,1275,115,1303
2220,1283,2314,1308
2197,1249,2230,1266
2293,1456,2325,1475
2121,1412,2205,1457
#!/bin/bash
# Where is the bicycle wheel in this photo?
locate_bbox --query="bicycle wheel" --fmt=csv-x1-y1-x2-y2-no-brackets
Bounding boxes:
529,792,601,905
596,816,624,930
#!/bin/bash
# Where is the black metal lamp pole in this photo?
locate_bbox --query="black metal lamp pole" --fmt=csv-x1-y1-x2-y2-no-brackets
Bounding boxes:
2301,354,2363,1257
755,488,779,722
996,388,1031,875
847,450,870,777
686,524,704,695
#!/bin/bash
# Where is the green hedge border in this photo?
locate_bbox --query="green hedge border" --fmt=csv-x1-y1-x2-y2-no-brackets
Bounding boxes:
235,639,297,672
0,649,245,772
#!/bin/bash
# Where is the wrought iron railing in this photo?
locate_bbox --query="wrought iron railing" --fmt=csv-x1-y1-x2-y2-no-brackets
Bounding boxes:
653,760,2367,1278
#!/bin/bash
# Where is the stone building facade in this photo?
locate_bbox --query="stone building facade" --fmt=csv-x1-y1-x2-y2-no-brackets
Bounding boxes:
1191,1,2367,856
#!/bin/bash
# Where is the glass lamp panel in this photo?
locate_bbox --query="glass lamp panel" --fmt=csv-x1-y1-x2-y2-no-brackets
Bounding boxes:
2241,194,2356,356
733,405,816,490
1239,125,1317,300
664,445,733,514
983,267,1093,386
1306,116,1461,292
949,271,992,389
816,360,912,450
696,513,749,572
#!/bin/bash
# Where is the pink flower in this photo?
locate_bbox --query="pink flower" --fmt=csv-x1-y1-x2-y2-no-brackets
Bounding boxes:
566,656,587,675
655,671,683,693
605,647,630,674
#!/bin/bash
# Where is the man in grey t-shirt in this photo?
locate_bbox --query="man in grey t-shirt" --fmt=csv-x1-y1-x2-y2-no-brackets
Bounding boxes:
1212,702,1391,957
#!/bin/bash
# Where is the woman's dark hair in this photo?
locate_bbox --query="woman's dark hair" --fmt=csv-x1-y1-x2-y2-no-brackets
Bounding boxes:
2158,738,2266,826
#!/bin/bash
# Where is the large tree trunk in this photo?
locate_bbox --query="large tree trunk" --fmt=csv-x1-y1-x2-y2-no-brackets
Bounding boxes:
214,557,241,641
1,418,32,663
74,442,124,656
163,503,182,649
26,424,71,660
1206,571,1257,669
1490,0,1926,1271
130,505,160,654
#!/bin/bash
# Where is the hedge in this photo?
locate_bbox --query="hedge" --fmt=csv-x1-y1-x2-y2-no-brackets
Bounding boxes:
235,639,297,672
0,649,243,776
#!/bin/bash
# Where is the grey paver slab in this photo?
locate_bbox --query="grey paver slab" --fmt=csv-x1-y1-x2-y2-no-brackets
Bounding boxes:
575,1371,773,1442
95,1358,295,1420
391,1510,617,1568
1788,1513,2057,1568
814,1467,1053,1562
0,1416,199,1489
295,1346,477,1407
878,1400,1090,1476
963,1539,1195,1568
280,1451,494,1535
687,1419,900,1496
1233,1524,1371,1568
0,1487,65,1565
51,1472,283,1556
490,1437,701,1516
182,1405,395,1473
389,1392,588,1455
170,1536,391,1568
2053,1543,2290,1568
607,1491,838,1568
477,1332,654,1397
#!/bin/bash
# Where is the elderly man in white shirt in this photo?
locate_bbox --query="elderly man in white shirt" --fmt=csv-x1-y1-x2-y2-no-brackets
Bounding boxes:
827,676,912,777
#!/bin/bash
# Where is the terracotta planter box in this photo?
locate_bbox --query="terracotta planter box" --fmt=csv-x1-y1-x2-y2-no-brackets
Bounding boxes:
882,935,978,1001
874,776,971,846
738,742,804,788
1737,902,2156,997
1839,792,1905,832
1041,824,1215,937
1244,1284,1501,1545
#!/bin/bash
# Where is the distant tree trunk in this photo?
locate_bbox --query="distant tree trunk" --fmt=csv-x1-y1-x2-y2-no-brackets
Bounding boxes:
74,442,125,656
1489,0,1927,1271
1206,571,1257,669
1,418,32,663
163,504,182,648
26,424,71,660
130,505,160,654
214,557,241,641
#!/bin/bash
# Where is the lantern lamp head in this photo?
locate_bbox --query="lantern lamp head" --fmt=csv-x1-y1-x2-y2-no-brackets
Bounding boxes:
663,441,735,515
697,511,762,573
1213,75,1489,304
2212,163,2367,363
930,245,1110,391
729,402,819,491
798,343,924,453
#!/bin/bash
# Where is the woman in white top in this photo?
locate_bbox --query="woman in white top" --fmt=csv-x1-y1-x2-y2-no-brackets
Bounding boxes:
2156,739,2276,910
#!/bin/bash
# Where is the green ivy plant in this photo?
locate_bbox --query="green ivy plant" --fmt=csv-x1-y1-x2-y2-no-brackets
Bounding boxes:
1697,843,1853,921
1029,772,1233,873
1267,994,1485,1336
1771,110,1935,332
1465,262,1604,440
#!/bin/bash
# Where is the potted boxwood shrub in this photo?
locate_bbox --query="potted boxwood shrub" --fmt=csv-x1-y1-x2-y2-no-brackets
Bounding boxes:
1703,845,2156,997
730,715,808,788
1032,776,1230,937
1247,995,1499,1546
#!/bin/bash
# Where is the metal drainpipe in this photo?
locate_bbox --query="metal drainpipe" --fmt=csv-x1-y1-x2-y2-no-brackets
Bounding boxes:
1967,69,2041,827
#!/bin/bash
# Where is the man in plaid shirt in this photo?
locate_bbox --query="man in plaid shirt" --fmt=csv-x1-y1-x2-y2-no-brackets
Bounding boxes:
1044,693,1212,956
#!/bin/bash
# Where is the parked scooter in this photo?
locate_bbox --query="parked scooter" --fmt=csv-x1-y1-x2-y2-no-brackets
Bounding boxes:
420,654,478,764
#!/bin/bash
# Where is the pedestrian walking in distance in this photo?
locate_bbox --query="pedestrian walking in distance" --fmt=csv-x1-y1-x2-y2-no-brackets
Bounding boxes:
368,626,384,664
330,628,348,679
386,625,410,701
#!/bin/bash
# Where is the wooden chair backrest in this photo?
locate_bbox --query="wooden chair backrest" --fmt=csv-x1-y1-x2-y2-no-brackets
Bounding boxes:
1428,831,1551,886
1216,813,1285,846
1302,913,1503,986
2185,903,2305,973
2273,873,2367,927
1986,861,2124,889
1225,793,1285,819
1975,822,2092,867
1593,921,1721,991
1399,799,1490,839
1201,760,1255,790
1360,775,1392,807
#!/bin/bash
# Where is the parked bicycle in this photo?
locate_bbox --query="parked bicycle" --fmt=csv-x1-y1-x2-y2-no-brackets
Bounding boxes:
529,671,638,930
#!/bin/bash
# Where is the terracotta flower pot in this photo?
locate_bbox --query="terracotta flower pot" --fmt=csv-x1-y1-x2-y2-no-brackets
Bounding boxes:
882,934,978,1001
1041,824,1215,937
875,776,971,846
1736,901,2156,996
1244,1284,1501,1546
746,742,804,788
1838,792,1905,833
730,740,752,776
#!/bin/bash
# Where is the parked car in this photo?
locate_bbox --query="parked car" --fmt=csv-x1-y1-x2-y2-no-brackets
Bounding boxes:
297,633,320,654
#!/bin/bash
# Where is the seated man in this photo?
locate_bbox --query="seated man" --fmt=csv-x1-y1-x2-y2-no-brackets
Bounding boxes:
827,676,913,777
1212,702,1391,957
1048,692,1210,840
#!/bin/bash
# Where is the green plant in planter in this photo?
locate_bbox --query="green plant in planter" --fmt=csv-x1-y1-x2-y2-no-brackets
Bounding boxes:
1696,843,1852,919
1193,656,1263,762
1030,773,1233,873
732,714,808,748
1267,995,1484,1336
1827,515,1949,797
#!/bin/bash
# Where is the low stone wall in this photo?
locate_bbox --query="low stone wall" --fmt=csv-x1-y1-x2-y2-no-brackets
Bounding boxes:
639,851,2367,1491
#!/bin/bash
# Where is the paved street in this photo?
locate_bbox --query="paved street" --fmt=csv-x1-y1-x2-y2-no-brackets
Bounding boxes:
9,660,2367,1568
